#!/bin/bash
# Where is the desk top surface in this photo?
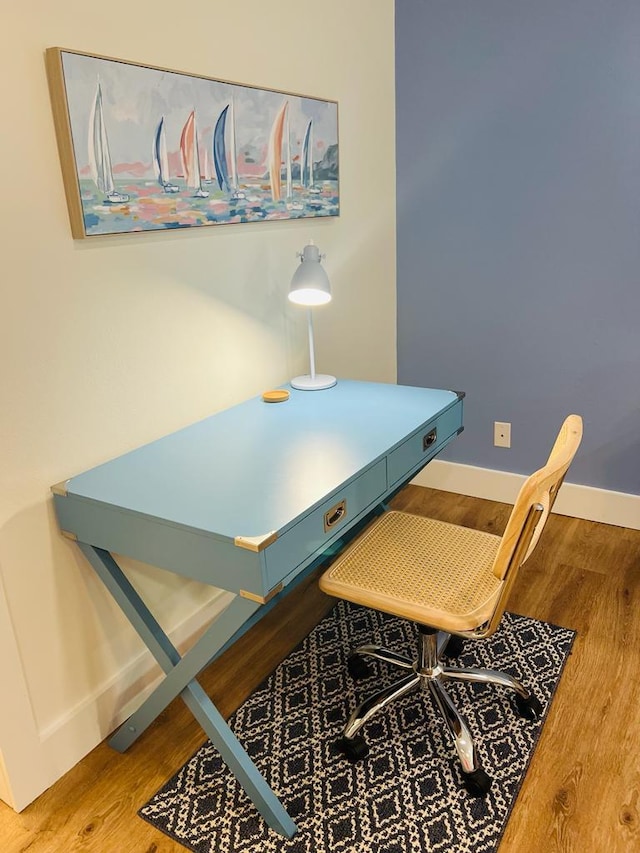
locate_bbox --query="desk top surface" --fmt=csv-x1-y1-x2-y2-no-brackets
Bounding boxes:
62,380,459,540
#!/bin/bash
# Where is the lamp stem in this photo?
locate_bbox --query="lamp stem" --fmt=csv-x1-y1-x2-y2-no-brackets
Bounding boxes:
307,308,316,380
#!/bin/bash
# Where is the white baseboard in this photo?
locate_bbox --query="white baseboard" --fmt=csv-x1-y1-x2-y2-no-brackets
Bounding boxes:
4,587,235,812
412,460,640,530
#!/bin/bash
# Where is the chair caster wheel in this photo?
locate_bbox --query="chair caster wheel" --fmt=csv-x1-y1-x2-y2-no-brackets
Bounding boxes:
347,653,373,680
338,734,369,762
463,767,492,797
443,634,465,658
514,692,543,720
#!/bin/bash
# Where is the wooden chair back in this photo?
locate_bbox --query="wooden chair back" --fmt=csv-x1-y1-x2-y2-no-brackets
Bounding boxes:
484,414,583,636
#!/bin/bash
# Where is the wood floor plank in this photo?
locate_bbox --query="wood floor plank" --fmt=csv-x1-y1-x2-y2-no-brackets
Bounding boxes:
2,485,638,852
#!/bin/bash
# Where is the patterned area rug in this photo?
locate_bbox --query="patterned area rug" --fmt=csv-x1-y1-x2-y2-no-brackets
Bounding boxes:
140,601,575,852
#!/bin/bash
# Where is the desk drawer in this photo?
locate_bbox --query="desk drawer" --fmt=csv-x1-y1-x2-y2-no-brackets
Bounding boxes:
264,458,387,590
387,400,463,487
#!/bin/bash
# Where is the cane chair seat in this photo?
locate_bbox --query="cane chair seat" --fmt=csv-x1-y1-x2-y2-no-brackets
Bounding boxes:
321,511,503,633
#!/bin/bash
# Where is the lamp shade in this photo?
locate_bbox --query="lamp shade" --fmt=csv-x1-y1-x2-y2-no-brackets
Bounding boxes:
288,243,332,306
288,241,336,391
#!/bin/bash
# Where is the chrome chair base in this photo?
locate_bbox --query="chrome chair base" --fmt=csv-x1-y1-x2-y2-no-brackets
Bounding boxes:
339,627,542,796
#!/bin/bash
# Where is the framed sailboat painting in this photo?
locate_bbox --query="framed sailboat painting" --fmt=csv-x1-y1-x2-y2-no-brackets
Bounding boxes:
45,48,339,239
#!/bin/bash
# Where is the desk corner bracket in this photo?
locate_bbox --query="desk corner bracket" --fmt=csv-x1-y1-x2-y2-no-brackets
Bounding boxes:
234,530,278,552
240,583,284,604
51,480,69,497
60,529,78,541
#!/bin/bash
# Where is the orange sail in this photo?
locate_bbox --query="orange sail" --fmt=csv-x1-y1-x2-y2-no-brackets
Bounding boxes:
180,110,199,189
268,101,289,201
180,110,209,198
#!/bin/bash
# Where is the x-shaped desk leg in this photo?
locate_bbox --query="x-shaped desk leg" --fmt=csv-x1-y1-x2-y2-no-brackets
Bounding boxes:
78,543,297,839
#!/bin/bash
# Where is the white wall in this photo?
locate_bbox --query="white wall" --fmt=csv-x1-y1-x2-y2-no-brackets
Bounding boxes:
0,0,397,809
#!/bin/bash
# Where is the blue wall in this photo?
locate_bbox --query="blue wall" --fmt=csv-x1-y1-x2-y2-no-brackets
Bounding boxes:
396,0,640,494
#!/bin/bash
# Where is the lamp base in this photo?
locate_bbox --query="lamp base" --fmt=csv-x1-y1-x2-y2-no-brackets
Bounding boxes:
290,374,337,391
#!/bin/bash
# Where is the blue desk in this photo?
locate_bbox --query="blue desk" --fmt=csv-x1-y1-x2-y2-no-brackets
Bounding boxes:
52,380,463,836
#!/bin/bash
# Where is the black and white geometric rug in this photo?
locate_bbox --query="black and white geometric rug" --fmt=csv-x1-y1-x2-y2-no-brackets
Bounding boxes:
139,601,575,853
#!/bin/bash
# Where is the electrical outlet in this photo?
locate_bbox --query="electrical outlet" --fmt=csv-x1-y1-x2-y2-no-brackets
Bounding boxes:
494,421,511,448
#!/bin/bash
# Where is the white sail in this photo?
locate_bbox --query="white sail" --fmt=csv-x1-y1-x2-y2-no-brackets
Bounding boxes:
153,117,179,193
89,83,114,195
88,81,129,203
153,120,168,183
229,98,238,190
285,108,292,199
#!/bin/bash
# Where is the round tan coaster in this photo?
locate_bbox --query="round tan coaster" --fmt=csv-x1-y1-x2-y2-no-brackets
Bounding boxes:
262,389,290,403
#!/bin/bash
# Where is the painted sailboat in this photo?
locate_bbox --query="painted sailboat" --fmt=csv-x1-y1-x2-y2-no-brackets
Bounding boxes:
268,100,293,202
153,117,179,193
213,101,245,201
180,110,209,198
301,119,321,194
88,81,129,204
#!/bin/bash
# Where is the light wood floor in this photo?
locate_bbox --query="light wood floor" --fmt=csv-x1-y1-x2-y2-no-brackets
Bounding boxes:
2,486,640,852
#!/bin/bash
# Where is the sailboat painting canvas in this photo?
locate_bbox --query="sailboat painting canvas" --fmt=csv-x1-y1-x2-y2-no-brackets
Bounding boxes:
45,48,339,239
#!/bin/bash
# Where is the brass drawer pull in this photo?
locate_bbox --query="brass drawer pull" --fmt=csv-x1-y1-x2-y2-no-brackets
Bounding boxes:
324,499,347,532
423,428,437,451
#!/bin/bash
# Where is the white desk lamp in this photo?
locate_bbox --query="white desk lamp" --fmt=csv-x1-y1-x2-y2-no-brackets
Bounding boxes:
288,241,336,391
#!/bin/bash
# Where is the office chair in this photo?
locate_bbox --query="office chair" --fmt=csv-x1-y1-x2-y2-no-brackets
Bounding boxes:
320,414,582,796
